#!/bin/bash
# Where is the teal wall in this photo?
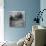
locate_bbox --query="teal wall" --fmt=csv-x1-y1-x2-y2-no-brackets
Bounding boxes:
4,0,40,42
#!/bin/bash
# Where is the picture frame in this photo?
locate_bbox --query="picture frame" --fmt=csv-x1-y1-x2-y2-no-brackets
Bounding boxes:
8,11,25,27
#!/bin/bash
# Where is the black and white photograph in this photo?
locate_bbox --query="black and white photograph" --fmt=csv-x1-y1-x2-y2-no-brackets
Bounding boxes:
9,11,25,27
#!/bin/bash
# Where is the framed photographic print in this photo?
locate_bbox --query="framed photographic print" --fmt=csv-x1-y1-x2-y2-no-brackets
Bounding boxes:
9,11,25,27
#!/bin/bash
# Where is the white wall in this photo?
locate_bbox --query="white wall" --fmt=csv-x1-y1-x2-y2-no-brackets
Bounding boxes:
40,0,46,45
40,0,46,9
0,0,4,42
40,0,46,27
